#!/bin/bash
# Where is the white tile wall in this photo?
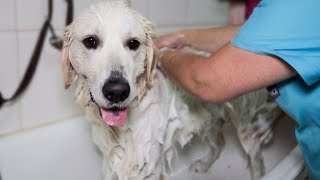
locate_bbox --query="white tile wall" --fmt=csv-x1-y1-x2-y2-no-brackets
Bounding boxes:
0,0,16,30
18,31,82,128
0,0,228,135
149,0,189,27
131,0,149,17
0,32,21,134
52,0,68,30
187,0,228,25
16,0,47,30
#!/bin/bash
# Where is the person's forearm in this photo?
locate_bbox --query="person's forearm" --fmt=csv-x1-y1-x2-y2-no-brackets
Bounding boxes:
159,50,216,101
160,49,239,102
159,43,296,103
182,25,241,52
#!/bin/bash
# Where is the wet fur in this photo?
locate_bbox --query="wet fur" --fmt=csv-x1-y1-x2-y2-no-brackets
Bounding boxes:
62,1,281,180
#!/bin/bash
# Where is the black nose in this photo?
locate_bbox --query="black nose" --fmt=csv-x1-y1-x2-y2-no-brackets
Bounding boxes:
102,79,130,103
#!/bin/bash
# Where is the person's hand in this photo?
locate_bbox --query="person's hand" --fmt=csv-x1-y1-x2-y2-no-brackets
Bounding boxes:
154,31,188,49
155,47,175,70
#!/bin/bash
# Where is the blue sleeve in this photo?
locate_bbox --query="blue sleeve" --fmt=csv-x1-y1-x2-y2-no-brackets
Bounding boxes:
231,0,320,86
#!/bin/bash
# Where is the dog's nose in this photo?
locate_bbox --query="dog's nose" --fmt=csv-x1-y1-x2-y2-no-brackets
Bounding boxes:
102,80,130,103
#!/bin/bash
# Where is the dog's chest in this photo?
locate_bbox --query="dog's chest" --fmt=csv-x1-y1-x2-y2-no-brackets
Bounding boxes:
124,76,174,141
103,75,178,179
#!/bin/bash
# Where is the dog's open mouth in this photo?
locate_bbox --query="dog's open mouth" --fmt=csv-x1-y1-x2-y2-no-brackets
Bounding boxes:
99,106,128,126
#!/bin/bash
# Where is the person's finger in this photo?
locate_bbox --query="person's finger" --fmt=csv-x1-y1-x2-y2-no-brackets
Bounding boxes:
154,32,185,49
154,34,175,48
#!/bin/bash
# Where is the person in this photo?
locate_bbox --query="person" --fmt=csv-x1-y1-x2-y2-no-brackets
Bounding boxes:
154,0,320,179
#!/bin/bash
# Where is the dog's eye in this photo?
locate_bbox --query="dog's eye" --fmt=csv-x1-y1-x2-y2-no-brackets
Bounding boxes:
83,36,99,49
126,39,140,51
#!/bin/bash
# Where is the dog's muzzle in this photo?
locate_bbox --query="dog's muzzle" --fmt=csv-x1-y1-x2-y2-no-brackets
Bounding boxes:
91,73,130,127
102,78,130,103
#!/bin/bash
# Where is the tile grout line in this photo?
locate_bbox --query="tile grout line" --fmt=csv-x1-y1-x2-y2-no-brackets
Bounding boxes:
13,0,24,130
0,28,64,33
0,113,85,139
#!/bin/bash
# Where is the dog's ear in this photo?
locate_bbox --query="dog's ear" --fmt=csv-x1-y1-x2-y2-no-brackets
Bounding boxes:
61,25,77,89
143,18,157,87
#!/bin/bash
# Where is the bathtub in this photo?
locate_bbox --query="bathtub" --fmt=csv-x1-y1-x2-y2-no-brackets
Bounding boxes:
0,115,303,180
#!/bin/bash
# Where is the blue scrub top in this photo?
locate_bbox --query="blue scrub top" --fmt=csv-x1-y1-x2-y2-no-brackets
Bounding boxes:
231,0,320,179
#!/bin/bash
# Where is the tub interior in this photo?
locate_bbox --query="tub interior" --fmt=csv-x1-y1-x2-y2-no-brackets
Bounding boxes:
0,115,302,180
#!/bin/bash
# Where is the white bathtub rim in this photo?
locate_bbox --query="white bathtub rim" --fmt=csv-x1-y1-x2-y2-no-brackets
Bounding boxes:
262,145,304,180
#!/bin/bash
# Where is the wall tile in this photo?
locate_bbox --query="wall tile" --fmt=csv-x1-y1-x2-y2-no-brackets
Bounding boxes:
187,0,228,25
149,0,188,26
16,0,47,30
16,0,107,31
74,0,147,18
51,0,68,30
15,0,228,30
0,0,16,31
16,0,73,31
18,31,82,129
0,32,21,134
73,0,94,17
131,0,149,18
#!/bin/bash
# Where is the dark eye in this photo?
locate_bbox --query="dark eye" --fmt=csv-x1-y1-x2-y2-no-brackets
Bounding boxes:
82,36,99,49
126,38,140,51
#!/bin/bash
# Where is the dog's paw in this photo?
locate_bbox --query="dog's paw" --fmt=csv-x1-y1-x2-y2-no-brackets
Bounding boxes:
189,160,210,174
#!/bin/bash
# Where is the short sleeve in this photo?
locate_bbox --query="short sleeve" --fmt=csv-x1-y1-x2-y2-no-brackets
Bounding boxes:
231,0,320,86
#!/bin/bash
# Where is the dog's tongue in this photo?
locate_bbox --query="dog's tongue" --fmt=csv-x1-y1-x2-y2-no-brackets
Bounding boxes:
100,108,128,126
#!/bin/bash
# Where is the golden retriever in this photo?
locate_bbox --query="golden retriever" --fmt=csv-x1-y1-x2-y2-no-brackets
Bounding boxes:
61,1,282,180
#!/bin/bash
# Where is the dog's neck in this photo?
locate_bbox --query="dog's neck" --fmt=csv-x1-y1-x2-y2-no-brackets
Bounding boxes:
134,67,158,103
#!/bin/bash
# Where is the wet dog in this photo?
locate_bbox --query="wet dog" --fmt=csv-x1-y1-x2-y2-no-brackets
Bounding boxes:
61,1,281,179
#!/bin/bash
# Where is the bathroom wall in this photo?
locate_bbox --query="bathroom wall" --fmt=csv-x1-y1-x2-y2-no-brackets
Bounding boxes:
0,0,228,135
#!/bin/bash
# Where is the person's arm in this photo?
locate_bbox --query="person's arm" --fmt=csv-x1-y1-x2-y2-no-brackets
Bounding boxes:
154,25,240,53
159,43,297,103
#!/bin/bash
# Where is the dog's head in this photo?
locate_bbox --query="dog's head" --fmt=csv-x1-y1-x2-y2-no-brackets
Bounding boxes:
61,1,156,126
